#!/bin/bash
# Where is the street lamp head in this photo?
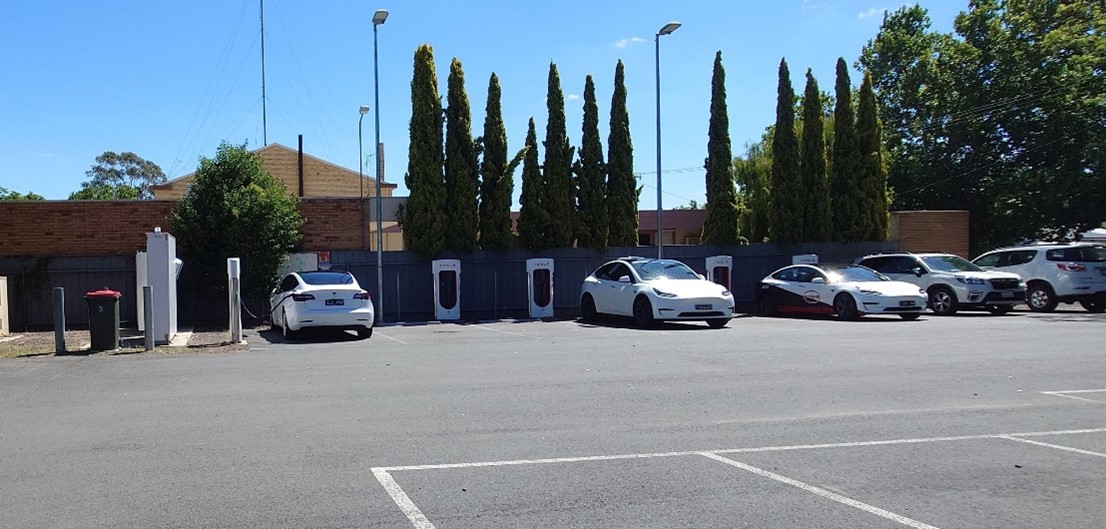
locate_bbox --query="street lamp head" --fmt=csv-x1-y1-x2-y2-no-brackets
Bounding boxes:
658,21,681,35
372,9,389,25
359,105,370,115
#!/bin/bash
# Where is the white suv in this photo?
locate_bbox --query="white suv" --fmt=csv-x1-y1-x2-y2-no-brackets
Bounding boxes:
856,253,1026,315
973,243,1106,313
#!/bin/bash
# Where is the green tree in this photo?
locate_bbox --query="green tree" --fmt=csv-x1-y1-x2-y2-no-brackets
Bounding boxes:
702,51,742,246
573,75,608,250
770,58,803,244
606,60,638,247
77,151,166,199
830,57,866,242
0,187,45,200
517,118,548,251
799,69,833,242
478,73,526,251
735,140,771,243
444,57,479,252
856,71,889,240
404,44,447,257
169,142,303,301
542,63,577,248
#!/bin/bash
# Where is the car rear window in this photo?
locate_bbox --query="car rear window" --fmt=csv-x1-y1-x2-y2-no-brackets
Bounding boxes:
1046,246,1106,263
300,272,356,285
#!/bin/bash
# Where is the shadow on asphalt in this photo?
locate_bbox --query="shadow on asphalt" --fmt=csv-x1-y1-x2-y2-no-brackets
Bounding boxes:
254,327,368,344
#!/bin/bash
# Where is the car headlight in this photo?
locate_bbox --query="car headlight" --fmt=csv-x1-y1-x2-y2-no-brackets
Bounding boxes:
857,288,880,295
653,287,677,298
955,277,985,285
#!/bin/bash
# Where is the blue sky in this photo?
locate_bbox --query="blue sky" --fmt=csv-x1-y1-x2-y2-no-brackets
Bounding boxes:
1,1,962,207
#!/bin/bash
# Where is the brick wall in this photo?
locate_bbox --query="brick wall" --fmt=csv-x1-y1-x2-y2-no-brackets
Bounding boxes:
890,210,970,258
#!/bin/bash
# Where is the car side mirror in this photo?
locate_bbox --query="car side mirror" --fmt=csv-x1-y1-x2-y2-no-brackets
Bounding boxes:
618,275,632,284
811,277,825,284
912,267,925,277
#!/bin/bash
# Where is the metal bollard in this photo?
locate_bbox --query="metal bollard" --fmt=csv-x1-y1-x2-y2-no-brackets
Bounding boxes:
143,286,154,351
53,287,65,354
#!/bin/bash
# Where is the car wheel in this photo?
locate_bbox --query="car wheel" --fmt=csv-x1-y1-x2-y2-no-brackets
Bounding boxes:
1026,282,1057,312
833,294,860,321
281,310,297,340
757,294,777,317
986,305,1013,315
928,287,958,316
357,327,373,339
632,296,655,329
1080,299,1106,313
899,313,921,321
707,318,729,329
580,294,598,322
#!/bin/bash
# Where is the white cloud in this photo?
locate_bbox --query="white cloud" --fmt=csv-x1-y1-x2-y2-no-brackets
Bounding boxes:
858,7,884,19
566,94,581,100
614,36,646,49
802,0,828,11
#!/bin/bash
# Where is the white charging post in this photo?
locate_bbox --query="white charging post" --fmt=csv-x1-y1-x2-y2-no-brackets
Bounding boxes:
227,258,243,343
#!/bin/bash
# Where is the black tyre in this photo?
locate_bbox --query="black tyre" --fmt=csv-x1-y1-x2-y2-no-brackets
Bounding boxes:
1026,282,1057,312
928,287,958,316
986,305,1014,315
633,296,655,329
706,318,730,329
281,310,297,340
758,294,777,317
580,294,598,322
833,294,860,321
357,327,373,339
1080,299,1106,313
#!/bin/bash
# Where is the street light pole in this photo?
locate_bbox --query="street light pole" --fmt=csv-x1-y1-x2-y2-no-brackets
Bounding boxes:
373,8,388,322
358,105,369,250
655,21,680,259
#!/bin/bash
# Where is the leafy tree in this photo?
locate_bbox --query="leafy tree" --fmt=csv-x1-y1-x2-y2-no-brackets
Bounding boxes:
856,71,889,240
830,57,866,242
444,57,479,252
169,142,303,302
478,73,526,251
606,60,638,247
542,63,577,248
0,187,44,200
517,118,548,251
799,69,833,242
675,200,704,210
702,51,742,246
403,44,447,257
770,58,803,244
69,183,140,200
574,75,608,250
77,151,166,199
735,140,772,244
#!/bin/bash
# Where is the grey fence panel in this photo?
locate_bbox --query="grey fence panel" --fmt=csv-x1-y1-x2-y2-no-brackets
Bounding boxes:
0,256,136,331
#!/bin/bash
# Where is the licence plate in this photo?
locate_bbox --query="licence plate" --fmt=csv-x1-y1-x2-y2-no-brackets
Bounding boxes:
325,299,345,306
899,300,915,307
695,304,712,310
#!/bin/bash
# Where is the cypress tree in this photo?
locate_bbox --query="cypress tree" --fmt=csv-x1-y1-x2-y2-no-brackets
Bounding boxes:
403,44,446,257
702,51,741,246
800,69,833,242
542,63,577,248
444,57,479,252
517,118,547,251
606,60,638,247
830,57,866,242
574,75,608,250
478,73,524,251
770,58,803,244
857,71,889,240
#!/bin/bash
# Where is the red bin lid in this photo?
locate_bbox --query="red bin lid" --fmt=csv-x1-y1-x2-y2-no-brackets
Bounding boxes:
85,288,121,299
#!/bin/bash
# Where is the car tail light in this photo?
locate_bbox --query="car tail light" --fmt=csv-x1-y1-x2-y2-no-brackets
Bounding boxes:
1057,263,1087,272
354,291,371,300
291,293,315,302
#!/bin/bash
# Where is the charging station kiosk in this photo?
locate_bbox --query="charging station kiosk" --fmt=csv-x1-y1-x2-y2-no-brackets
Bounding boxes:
705,255,733,290
138,229,182,344
792,254,819,265
526,258,554,319
432,259,461,321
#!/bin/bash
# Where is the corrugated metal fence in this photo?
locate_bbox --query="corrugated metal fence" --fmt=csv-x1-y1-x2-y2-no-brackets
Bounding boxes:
0,241,896,330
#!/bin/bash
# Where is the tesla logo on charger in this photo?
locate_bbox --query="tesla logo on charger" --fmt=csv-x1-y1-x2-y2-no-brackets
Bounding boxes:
802,290,821,304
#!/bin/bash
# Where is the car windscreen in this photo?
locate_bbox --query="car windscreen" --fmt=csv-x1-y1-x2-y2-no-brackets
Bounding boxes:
824,265,888,283
300,272,356,285
921,255,983,273
631,260,700,280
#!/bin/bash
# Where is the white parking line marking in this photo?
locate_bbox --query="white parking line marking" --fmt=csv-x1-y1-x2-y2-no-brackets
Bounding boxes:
374,332,407,345
464,325,529,337
373,468,437,529
1040,390,1106,403
698,452,941,529
998,436,1106,458
377,450,699,472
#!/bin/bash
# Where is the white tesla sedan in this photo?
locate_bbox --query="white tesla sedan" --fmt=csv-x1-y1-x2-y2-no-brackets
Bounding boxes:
270,271,375,339
756,264,928,320
579,257,735,329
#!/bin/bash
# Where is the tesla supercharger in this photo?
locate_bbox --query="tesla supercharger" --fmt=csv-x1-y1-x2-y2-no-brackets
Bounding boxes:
792,254,819,265
432,259,461,321
526,258,554,319
705,255,733,290
144,228,182,345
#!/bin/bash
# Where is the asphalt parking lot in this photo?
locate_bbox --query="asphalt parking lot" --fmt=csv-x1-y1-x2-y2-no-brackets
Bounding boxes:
1,309,1103,528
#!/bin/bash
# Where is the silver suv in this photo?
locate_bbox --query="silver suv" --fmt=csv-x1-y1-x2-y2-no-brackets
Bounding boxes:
856,253,1026,315
973,243,1106,313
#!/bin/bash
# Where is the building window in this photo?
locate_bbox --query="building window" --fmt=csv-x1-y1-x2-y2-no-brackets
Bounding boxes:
638,233,652,246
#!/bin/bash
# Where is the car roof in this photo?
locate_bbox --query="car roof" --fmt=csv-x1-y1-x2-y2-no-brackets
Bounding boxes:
860,252,954,259
979,242,1102,253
